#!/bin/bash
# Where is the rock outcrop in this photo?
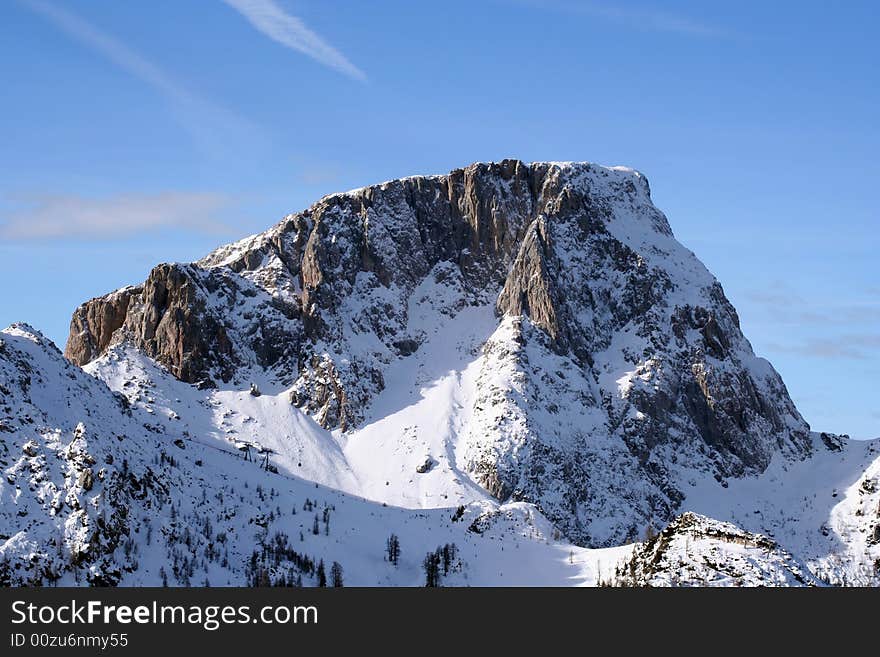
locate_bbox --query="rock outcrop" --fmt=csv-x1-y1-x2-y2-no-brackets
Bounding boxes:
65,286,138,365
607,512,819,587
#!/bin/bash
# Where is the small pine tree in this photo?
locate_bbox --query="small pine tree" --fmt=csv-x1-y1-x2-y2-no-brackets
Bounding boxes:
330,561,344,587
312,514,320,536
386,534,401,566
423,551,441,587
316,560,327,587
0,556,11,587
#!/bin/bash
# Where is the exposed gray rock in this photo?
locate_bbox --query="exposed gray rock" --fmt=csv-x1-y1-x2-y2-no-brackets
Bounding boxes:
416,457,436,474
65,286,139,365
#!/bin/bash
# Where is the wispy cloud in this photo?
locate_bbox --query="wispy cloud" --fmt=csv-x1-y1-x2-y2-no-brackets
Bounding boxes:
768,334,880,360
743,284,880,325
742,289,808,309
297,165,340,186
0,192,232,240
19,0,260,154
510,0,726,38
221,0,366,81
743,282,880,361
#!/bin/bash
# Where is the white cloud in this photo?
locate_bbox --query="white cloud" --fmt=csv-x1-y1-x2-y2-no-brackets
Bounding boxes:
0,192,232,240
297,165,340,186
743,284,880,325
512,0,725,38
222,0,366,81
22,0,187,106
768,335,880,360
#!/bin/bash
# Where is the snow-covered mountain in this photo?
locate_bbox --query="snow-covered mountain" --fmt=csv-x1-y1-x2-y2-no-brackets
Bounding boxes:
0,322,634,586
2,160,878,586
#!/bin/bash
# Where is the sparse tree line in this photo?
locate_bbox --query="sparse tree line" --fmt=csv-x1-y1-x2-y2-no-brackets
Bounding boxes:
384,534,462,586
245,531,343,587
145,481,343,587
423,543,459,587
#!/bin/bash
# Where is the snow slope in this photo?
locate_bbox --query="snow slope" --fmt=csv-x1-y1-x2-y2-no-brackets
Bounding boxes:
12,316,880,586
0,324,633,586
685,432,880,585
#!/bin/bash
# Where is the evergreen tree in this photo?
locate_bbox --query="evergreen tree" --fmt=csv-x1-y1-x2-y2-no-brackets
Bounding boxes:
330,561,344,587
385,533,401,566
0,555,11,586
437,543,457,575
423,551,441,587
316,560,327,587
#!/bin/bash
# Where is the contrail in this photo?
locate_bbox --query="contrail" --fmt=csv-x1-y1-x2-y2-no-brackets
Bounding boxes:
222,0,367,81
19,0,261,155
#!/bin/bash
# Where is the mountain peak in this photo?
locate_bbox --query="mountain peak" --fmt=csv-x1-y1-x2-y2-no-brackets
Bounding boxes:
61,159,811,545
4,322,50,343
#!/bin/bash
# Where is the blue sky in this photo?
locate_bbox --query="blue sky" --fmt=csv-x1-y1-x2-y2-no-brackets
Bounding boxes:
0,0,877,438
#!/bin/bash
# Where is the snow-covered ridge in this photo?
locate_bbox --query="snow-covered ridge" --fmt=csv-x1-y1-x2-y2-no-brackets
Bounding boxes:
196,160,657,267
0,322,630,586
3,322,876,586
324,160,649,206
607,512,821,587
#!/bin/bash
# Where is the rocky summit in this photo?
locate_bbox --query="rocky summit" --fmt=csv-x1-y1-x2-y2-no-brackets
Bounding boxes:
3,160,878,586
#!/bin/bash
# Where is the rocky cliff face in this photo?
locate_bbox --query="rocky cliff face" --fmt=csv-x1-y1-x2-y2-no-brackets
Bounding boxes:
64,160,813,545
